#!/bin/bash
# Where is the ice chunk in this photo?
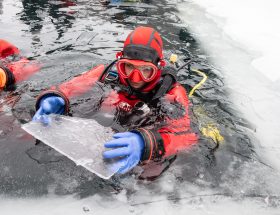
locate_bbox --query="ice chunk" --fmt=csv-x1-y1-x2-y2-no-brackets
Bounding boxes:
21,114,121,180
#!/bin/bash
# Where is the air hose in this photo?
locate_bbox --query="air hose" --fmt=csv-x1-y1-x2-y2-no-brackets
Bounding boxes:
170,54,208,97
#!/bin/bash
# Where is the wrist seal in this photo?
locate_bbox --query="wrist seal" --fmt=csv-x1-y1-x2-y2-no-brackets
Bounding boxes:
131,128,165,162
35,90,70,114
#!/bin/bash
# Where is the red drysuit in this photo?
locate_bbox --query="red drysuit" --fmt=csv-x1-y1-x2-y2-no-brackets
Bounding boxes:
35,64,198,162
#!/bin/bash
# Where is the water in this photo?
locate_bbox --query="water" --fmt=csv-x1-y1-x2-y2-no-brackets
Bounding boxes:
1,0,279,214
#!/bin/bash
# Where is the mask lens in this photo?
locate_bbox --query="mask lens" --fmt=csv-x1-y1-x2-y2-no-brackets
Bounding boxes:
138,66,154,79
124,63,134,76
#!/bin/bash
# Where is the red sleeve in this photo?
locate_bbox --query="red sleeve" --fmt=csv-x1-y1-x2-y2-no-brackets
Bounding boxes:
6,58,41,83
158,84,198,156
132,83,198,162
0,39,41,88
35,64,105,113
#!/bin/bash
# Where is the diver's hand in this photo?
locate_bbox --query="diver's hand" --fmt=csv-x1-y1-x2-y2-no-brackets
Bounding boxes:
103,132,144,174
32,96,65,124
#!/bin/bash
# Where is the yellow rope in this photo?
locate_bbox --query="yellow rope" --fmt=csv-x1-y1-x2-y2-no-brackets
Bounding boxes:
186,68,224,144
201,124,224,144
189,69,208,97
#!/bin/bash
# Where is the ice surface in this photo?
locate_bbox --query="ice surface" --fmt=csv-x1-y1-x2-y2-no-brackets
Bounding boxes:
21,115,119,179
178,0,280,171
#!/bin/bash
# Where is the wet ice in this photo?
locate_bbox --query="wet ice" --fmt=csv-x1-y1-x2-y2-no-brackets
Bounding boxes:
22,114,119,179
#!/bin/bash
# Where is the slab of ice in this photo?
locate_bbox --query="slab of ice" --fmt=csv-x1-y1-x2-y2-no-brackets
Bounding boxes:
21,115,120,180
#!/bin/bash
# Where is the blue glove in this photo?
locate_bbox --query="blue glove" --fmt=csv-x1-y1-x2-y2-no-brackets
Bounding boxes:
103,132,145,174
32,96,65,124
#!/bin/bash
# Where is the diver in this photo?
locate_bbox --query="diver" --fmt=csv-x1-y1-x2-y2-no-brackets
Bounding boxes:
0,39,40,90
32,26,198,176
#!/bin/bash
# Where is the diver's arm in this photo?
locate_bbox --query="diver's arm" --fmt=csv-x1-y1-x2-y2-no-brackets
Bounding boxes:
0,39,41,89
101,86,197,173
132,83,198,162
35,64,105,113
